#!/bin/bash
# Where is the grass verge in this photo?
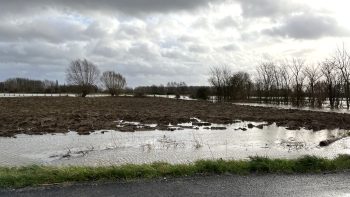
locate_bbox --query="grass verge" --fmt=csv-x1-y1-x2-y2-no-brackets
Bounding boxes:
1,155,350,188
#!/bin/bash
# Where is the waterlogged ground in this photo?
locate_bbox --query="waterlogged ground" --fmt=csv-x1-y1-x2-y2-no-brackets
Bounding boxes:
0,120,349,166
4,97,350,137
234,102,350,114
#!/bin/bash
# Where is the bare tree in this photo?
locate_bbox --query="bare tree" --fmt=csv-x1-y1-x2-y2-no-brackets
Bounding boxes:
209,67,223,99
303,64,322,107
271,64,281,103
101,71,126,96
289,58,306,106
229,72,252,100
279,63,291,104
334,45,350,108
256,62,275,103
322,59,338,108
221,66,232,101
209,66,225,101
66,59,100,97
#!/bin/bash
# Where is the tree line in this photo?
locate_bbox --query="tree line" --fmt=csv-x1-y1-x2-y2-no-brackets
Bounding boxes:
0,78,62,93
209,46,350,109
0,58,213,99
0,78,101,95
2,45,350,108
0,59,127,97
133,82,212,100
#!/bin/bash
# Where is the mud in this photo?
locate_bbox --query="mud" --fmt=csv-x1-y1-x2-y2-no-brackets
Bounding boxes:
2,97,350,137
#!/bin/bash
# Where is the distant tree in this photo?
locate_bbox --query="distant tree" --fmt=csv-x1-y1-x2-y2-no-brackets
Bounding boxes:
256,62,275,103
101,71,126,96
133,86,146,97
66,59,100,97
43,80,55,93
303,65,322,107
334,45,350,109
55,80,59,93
3,78,44,93
289,58,306,106
0,82,4,93
322,59,338,108
209,66,224,101
195,87,209,100
209,65,231,101
279,63,291,104
229,72,252,100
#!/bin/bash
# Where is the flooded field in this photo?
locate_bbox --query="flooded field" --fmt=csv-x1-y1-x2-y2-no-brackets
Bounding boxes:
234,102,350,114
4,97,350,137
1,120,349,166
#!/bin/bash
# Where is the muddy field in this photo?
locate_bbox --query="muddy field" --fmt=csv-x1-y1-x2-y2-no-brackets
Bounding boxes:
1,97,350,137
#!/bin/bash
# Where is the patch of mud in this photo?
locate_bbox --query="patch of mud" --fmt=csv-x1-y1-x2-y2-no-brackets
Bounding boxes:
3,97,350,137
114,119,227,132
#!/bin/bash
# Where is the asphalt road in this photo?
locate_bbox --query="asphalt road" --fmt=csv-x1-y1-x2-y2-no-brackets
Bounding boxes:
1,173,350,197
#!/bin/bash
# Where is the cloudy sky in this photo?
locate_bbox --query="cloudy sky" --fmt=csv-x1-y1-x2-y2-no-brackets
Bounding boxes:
0,0,350,87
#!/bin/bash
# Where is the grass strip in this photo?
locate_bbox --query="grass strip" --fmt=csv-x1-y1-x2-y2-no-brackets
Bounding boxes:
1,155,350,188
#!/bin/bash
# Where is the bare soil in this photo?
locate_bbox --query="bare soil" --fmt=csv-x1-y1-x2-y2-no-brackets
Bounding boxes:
1,97,350,137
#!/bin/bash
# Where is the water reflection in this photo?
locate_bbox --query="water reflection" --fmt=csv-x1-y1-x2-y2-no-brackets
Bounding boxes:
0,121,349,166
234,102,350,114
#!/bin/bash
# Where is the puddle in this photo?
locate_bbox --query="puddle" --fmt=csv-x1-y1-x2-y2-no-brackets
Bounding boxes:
0,120,349,166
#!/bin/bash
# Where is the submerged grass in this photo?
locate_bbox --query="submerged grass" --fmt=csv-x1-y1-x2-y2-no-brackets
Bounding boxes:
1,155,350,188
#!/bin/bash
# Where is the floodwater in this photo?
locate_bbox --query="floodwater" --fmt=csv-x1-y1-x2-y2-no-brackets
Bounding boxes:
0,120,349,166
234,102,350,114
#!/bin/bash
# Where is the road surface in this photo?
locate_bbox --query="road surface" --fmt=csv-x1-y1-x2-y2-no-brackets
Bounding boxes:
1,173,350,197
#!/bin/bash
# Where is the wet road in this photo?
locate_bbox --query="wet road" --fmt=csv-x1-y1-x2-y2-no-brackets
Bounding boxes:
2,173,350,197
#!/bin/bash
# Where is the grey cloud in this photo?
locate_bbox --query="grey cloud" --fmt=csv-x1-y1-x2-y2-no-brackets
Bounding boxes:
2,0,344,87
0,18,87,43
161,49,195,62
178,35,199,43
0,63,66,83
96,59,201,86
236,0,306,18
117,23,147,39
192,17,210,29
188,45,209,53
0,0,221,17
128,42,160,60
84,21,112,38
63,0,219,14
0,41,81,65
91,42,123,58
263,13,350,39
221,44,239,51
214,16,238,29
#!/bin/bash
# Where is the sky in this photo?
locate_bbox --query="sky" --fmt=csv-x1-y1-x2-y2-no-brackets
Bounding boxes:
0,0,350,87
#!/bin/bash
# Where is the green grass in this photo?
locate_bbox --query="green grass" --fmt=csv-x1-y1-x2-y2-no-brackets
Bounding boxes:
1,155,350,188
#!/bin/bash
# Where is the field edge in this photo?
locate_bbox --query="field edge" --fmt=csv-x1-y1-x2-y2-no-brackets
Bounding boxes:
1,155,350,189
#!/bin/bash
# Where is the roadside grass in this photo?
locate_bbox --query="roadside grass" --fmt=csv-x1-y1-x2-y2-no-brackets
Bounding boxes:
1,155,350,188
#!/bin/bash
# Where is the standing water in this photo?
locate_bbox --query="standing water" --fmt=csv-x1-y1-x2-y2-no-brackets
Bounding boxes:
0,121,349,166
